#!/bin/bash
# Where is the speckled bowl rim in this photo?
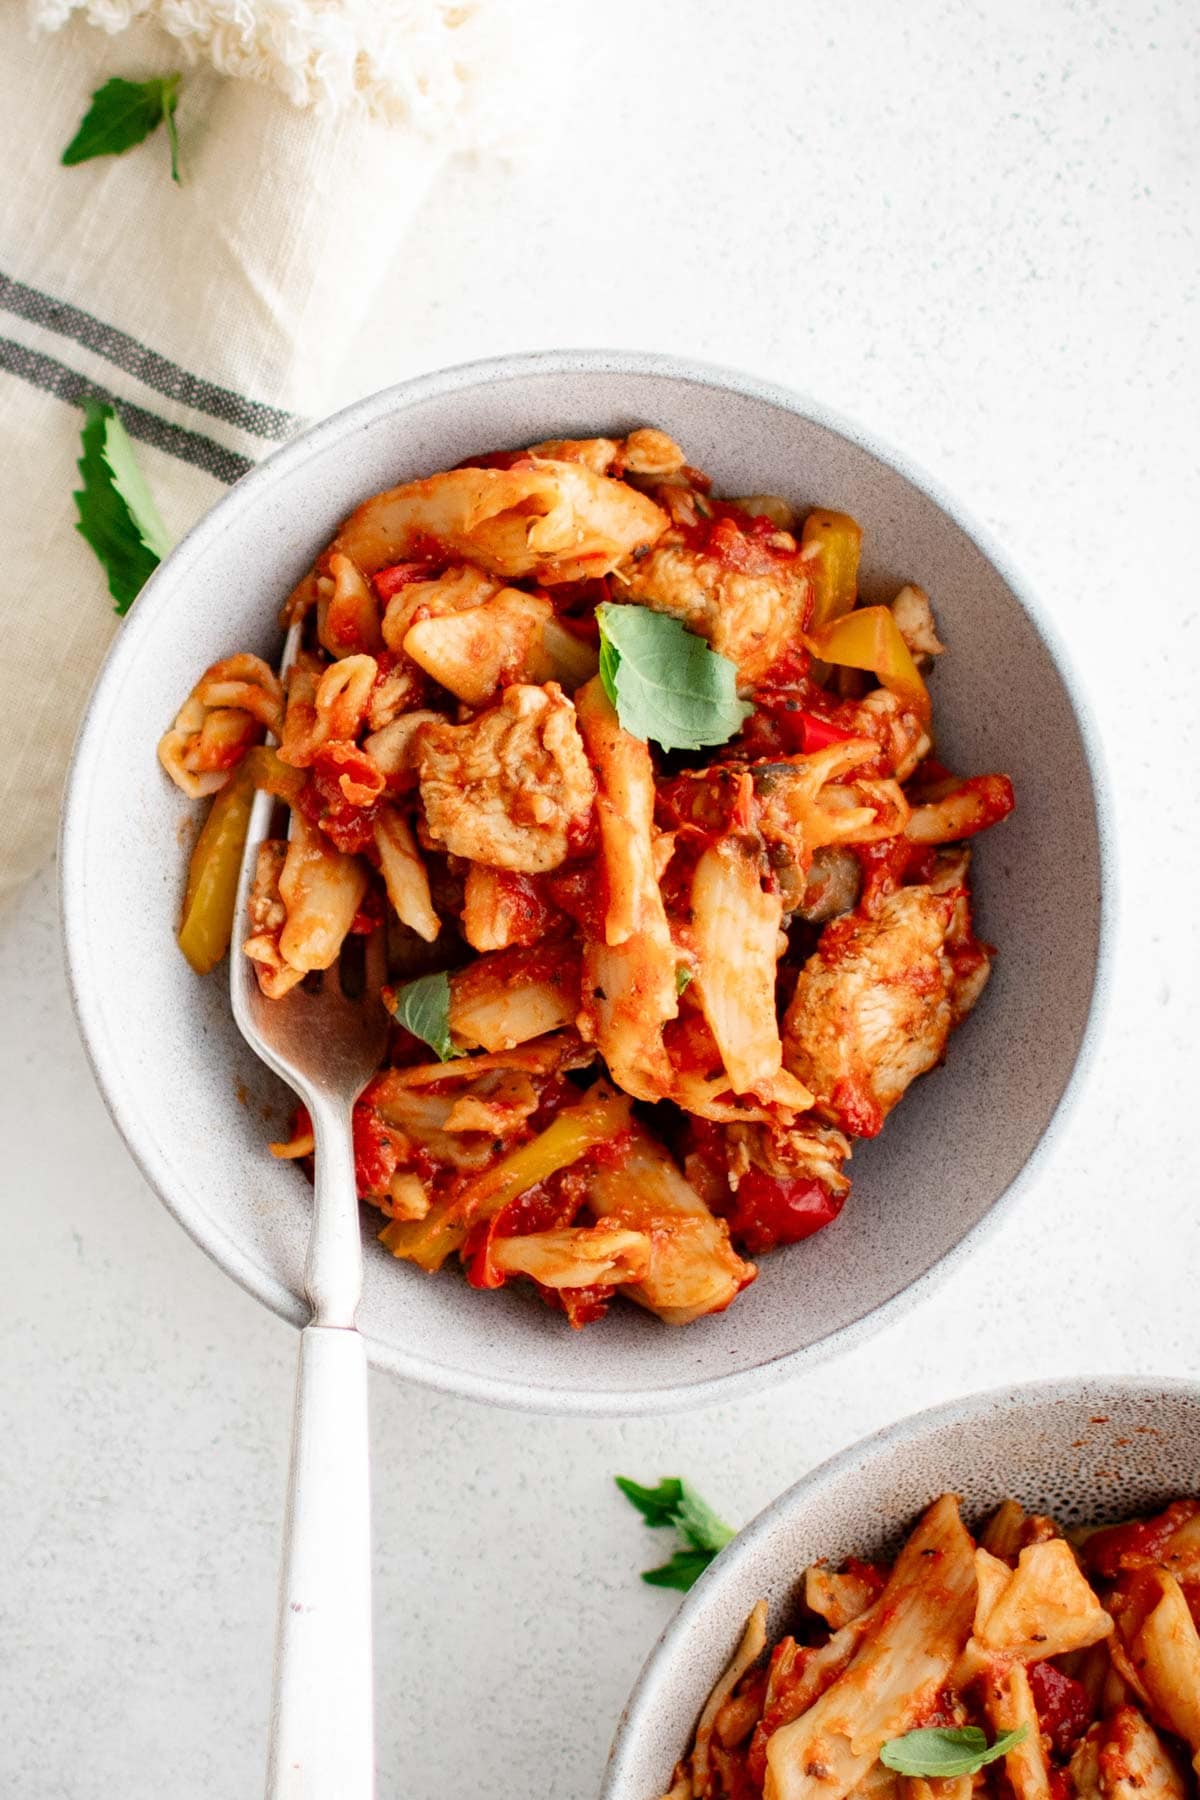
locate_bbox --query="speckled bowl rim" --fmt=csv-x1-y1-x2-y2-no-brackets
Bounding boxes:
601,1374,1195,1796
60,349,1118,1416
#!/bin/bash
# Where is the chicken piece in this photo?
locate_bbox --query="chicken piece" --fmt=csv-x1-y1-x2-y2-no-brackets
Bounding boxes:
416,684,595,873
721,1118,852,1200
527,427,685,478
334,459,667,584
365,658,428,732
621,537,811,685
890,584,945,666
242,840,305,998
1098,1706,1187,1800
752,743,910,861
928,847,993,1024
585,1125,754,1324
782,886,960,1137
843,687,932,781
380,564,501,653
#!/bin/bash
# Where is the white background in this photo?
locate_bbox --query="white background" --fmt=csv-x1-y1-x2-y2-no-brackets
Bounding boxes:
3,3,1199,1795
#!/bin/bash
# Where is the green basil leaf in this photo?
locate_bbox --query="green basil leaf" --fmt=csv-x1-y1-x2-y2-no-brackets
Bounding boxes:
641,1548,716,1592
74,400,164,615
596,602,751,751
390,970,455,1062
62,74,182,181
615,1476,684,1528
880,1725,1028,1777
101,410,173,559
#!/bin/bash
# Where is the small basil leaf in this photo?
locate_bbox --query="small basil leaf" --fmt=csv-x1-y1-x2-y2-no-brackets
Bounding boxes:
62,74,182,181
880,1725,1028,1777
74,400,163,614
596,602,751,751
389,970,455,1062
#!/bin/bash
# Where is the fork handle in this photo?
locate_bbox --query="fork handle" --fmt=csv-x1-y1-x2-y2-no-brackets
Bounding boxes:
265,1325,374,1800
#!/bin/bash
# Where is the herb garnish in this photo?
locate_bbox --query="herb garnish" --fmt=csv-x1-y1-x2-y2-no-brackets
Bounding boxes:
389,971,456,1062
880,1725,1028,1777
596,603,751,752
74,401,171,614
62,74,182,183
616,1476,736,1591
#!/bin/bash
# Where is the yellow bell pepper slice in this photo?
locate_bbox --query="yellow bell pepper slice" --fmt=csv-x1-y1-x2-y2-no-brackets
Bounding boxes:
244,743,307,806
379,1087,633,1273
807,605,930,722
454,1088,632,1227
379,1203,465,1273
801,509,863,632
177,765,257,975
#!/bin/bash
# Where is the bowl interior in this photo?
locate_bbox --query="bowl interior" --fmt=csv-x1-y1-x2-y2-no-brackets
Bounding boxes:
61,355,1105,1410
602,1380,1200,1800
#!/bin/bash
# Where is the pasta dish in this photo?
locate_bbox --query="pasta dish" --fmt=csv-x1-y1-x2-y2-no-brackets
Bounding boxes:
159,428,1013,1328
660,1492,1200,1800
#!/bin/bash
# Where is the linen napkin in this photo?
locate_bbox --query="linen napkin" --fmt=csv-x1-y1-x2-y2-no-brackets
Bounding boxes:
0,0,557,906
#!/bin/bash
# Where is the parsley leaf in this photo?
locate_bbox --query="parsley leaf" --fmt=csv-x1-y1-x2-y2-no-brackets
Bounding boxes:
62,74,182,183
596,603,751,751
390,971,456,1061
74,401,167,614
880,1726,1028,1778
675,1487,736,1556
615,1476,685,1528
616,1475,735,1591
641,1550,717,1592
675,965,693,995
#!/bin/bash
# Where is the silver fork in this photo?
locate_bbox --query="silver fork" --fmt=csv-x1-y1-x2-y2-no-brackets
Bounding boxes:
231,619,388,1800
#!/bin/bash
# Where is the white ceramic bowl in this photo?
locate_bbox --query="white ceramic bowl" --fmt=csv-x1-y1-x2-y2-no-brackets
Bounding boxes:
60,351,1113,1414
602,1377,1200,1800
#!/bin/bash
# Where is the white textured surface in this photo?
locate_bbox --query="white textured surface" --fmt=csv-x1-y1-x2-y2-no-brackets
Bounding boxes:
2,2,1197,1796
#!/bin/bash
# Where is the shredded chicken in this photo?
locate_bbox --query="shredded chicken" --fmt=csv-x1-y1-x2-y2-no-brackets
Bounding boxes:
416,683,596,872
782,886,961,1137
621,540,812,684
335,458,668,583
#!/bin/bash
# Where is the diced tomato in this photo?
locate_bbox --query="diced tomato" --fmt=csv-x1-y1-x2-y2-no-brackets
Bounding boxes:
478,871,564,948
1029,1662,1092,1756
826,1077,884,1139
682,507,794,573
1082,1500,1200,1577
298,744,385,854
544,860,609,941
793,712,856,753
537,1283,612,1328
352,1102,407,1198
373,561,432,601
723,1168,845,1255
853,837,937,912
